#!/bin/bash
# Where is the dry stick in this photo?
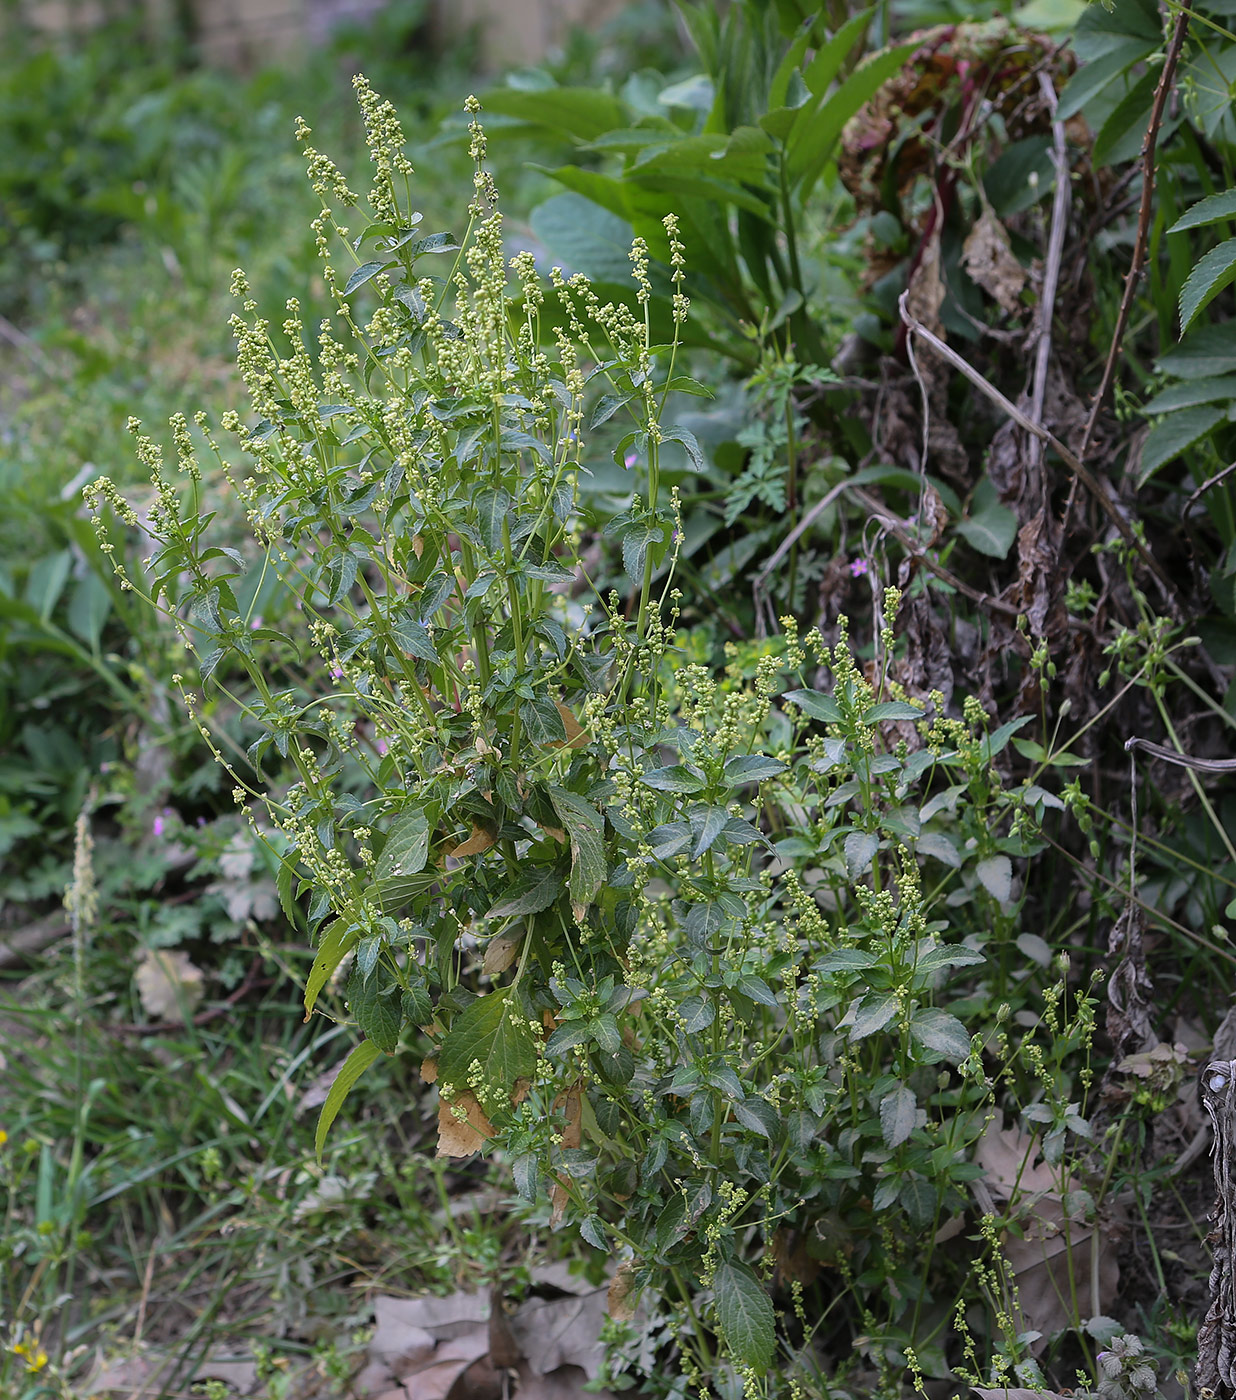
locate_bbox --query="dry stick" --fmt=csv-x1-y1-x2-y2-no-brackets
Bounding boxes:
1078,1,1193,462
897,292,1185,614
1186,457,1236,512
1125,735,1236,773
1029,71,1072,471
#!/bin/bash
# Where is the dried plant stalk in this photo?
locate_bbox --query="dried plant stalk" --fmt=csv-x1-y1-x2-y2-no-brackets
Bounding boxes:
1199,1060,1236,1399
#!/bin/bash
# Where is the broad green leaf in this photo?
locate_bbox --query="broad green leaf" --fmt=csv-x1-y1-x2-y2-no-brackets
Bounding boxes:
26,550,72,621
376,809,431,884
1056,39,1156,121
982,714,1035,759
1093,68,1161,169
1142,375,1236,415
486,869,563,918
1159,321,1236,379
521,695,568,745
713,1260,775,1373
350,974,401,1054
1072,0,1161,51
305,919,360,1017
548,786,606,916
315,1039,381,1161
910,1008,972,1063
342,259,393,295
438,988,537,1095
976,854,1013,902
480,85,628,142
723,754,786,784
733,1095,781,1139
531,190,637,286
880,1084,918,1148
844,829,878,875
641,764,706,793
1137,406,1226,486
817,948,878,974
850,991,897,1039
391,615,438,662
783,688,842,722
1180,239,1236,334
916,831,961,867
67,572,112,650
1171,188,1236,234
862,700,924,722
956,479,1018,559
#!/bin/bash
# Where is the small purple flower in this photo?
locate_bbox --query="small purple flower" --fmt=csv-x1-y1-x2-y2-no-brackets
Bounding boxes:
849,558,869,578
152,815,164,837
250,615,263,630
672,529,682,543
330,666,344,681
376,738,389,757
624,451,638,469
152,807,173,837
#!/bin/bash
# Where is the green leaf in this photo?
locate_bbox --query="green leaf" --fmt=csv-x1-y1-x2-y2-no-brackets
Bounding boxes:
783,688,841,722
862,700,924,722
723,754,786,784
802,7,875,94
487,869,563,918
844,829,878,876
438,988,538,1095
350,973,402,1054
1142,375,1236,414
1171,188,1236,234
850,991,897,1039
910,1008,972,1063
531,191,637,286
548,786,606,917
480,85,628,142
713,1260,775,1373
1159,321,1236,379
1180,238,1236,334
343,259,393,295
26,550,72,621
376,809,431,885
315,1039,382,1162
733,1095,781,1139
817,948,878,974
880,1084,918,1148
305,919,360,1018
1137,406,1226,487
660,424,707,471
956,478,1018,559
976,854,1013,902
622,519,664,581
67,572,112,650
1057,39,1157,121
641,764,706,793
916,831,961,867
391,615,439,663
521,695,568,745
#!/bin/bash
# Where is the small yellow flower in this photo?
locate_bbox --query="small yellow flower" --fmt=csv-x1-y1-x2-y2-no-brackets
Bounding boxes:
0,1129,8,1146
13,1341,49,1372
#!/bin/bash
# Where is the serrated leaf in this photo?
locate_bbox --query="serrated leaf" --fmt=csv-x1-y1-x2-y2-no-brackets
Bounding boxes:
733,1095,781,1139
305,920,360,1018
350,974,401,1053
1180,238,1236,334
315,1039,382,1161
438,989,537,1096
1159,321,1236,378
548,786,606,918
402,980,433,1026
817,948,878,974
783,687,841,722
713,1260,775,1373
880,1085,918,1148
521,695,568,745
910,1007,971,1062
391,615,439,662
850,991,897,1039
661,424,706,471
376,809,431,883
641,764,706,793
1142,374,1236,415
486,868,563,918
844,829,878,875
976,854,1013,902
1171,187,1236,233
589,392,631,428
622,520,664,582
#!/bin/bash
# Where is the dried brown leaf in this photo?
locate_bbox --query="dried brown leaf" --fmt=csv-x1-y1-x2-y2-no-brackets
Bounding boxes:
1105,900,1155,1065
962,211,1026,312
135,948,204,1024
481,935,520,977
549,1085,584,1225
436,1092,496,1158
607,1262,638,1322
453,824,496,859
550,703,589,750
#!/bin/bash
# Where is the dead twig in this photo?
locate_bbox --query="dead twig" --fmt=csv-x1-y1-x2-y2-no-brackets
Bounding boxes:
1078,2,1193,461
897,291,1184,616
1125,735,1236,774
1028,71,1071,476
1186,458,1236,513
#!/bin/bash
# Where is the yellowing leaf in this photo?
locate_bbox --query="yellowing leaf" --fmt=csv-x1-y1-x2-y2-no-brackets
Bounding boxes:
135,948,204,1024
436,1090,496,1157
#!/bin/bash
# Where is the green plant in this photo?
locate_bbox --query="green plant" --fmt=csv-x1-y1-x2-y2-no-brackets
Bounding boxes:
86,78,1166,1393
